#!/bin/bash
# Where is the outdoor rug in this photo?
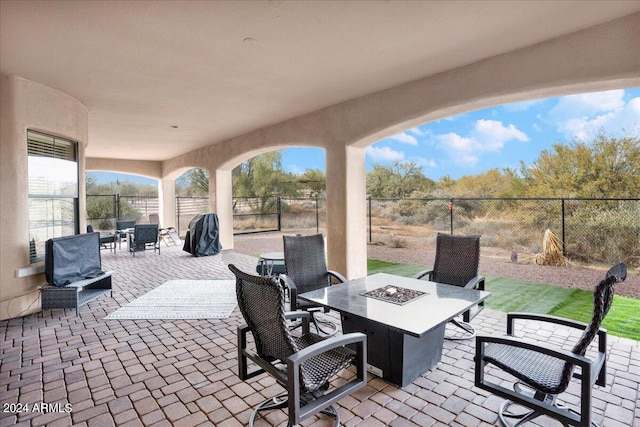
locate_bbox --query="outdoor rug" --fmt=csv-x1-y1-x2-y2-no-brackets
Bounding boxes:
105,279,237,320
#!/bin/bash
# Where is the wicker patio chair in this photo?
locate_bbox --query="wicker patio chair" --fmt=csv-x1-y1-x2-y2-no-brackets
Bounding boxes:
475,263,627,427
228,264,366,427
129,224,160,256
281,234,347,336
415,232,485,339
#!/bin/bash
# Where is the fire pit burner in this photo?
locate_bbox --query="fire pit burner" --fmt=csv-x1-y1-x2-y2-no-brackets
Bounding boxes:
361,285,427,305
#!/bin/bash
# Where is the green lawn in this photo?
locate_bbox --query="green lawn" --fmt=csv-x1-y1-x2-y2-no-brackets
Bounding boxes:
367,259,640,341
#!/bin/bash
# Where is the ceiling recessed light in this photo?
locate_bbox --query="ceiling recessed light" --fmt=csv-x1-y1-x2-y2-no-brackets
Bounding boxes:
243,37,257,44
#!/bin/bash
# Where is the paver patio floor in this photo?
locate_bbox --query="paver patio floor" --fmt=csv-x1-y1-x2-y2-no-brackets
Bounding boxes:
1,245,638,426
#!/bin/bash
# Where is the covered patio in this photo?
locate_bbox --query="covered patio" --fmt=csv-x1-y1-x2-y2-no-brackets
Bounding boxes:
2,2,640,320
2,2,640,426
2,244,639,427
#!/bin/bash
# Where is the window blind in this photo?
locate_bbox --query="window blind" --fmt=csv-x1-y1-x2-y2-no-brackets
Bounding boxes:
27,130,76,161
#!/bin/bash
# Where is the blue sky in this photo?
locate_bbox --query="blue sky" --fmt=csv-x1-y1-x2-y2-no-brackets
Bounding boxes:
90,88,639,185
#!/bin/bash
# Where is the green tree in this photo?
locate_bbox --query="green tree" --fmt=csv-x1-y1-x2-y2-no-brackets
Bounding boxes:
298,168,326,196
85,175,154,228
233,152,298,213
174,154,326,206
177,168,209,197
521,132,640,198
449,169,516,198
435,175,455,195
366,161,435,198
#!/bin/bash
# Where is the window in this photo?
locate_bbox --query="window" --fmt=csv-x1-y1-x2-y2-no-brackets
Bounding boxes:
27,130,79,263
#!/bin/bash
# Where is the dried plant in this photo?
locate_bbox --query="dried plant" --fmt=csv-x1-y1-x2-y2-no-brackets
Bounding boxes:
535,229,569,266
388,234,407,249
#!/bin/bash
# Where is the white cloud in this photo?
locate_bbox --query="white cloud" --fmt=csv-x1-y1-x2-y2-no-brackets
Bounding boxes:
365,146,405,162
474,119,529,149
551,91,640,139
390,132,418,145
437,133,479,166
435,119,528,166
550,90,625,119
407,126,427,137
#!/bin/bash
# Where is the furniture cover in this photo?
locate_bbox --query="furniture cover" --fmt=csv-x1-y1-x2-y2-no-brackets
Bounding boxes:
45,232,104,286
182,213,222,257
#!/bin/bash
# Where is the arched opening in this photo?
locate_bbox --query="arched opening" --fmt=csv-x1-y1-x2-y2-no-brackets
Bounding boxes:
85,171,159,232
175,167,211,236
365,88,639,182
178,148,328,239
232,148,327,235
363,87,639,269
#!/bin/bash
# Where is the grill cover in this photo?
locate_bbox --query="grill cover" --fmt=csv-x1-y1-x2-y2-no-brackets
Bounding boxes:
183,213,222,257
45,232,104,286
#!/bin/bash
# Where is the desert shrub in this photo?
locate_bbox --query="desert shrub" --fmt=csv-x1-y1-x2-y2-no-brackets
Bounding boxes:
394,199,421,217
415,199,450,229
383,234,407,248
234,214,278,232
461,217,547,254
566,203,640,266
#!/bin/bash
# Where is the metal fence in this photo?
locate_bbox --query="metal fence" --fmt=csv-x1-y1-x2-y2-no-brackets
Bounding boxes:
231,196,326,235
87,195,639,267
175,197,209,236
367,197,640,267
86,194,159,232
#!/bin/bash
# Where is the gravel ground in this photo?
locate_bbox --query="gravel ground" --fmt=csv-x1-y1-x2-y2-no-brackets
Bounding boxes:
233,231,640,299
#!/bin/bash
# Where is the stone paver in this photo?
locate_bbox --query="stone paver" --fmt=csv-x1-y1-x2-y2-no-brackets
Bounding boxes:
1,243,638,426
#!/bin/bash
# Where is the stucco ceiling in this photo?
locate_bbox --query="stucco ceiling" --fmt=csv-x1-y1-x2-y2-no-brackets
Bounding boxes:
2,1,639,161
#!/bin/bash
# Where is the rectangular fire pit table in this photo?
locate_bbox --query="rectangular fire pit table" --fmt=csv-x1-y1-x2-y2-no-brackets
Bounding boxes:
298,272,490,387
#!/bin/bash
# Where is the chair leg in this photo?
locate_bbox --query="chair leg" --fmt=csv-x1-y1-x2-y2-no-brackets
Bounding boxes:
445,318,476,340
310,313,338,337
318,405,340,427
248,394,340,427
249,393,288,427
498,383,590,427
499,399,543,427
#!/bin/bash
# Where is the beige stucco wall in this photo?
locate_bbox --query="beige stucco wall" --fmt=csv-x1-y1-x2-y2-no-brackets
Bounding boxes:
86,157,162,180
161,13,640,279
0,74,89,320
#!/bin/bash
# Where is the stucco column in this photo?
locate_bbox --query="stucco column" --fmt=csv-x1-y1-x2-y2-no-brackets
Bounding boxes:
159,179,176,228
210,169,234,250
325,145,367,279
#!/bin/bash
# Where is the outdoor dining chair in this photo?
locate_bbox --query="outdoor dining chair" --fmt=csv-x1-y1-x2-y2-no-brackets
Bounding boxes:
129,224,160,256
281,233,347,335
86,224,116,252
228,264,366,427
475,263,627,427
415,232,485,340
